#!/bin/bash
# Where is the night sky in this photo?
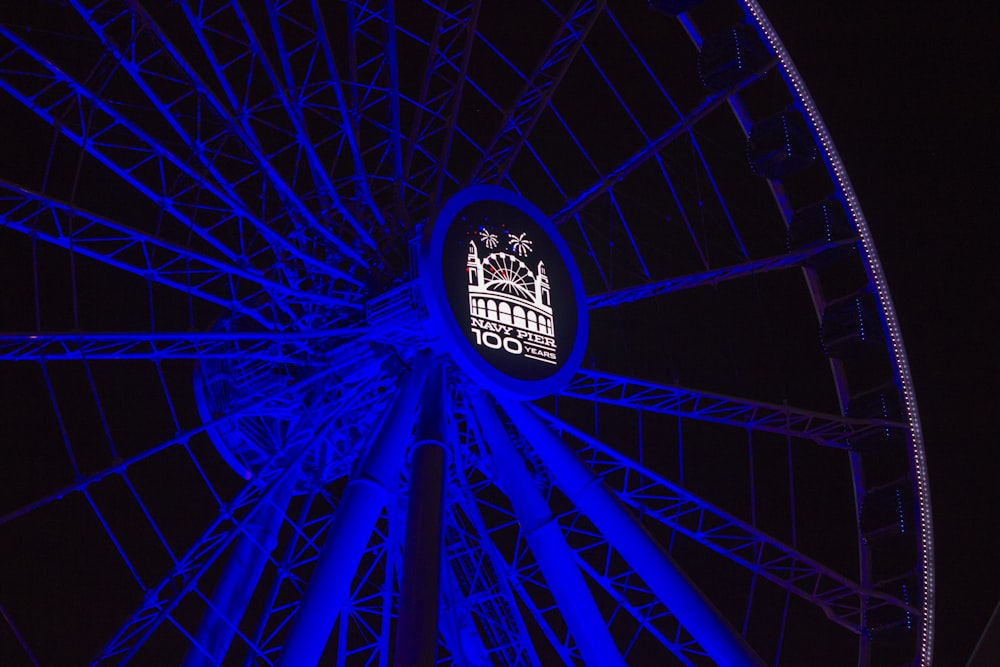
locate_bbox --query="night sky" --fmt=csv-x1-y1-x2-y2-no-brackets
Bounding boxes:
762,2,1000,663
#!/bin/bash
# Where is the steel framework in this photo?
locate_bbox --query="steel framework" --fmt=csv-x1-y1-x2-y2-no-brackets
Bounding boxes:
0,1,931,666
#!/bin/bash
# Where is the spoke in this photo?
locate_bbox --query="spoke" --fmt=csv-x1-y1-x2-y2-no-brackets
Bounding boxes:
586,239,857,310
255,0,382,249
403,0,481,219
560,369,902,447
0,25,231,263
91,0,370,275
346,0,406,218
94,432,317,666
241,483,332,665
462,390,705,664
445,481,541,665
470,0,606,185
571,555,704,665
534,407,919,634
503,399,760,667
458,478,584,665
551,59,778,226
447,386,545,666
183,461,299,667
164,0,369,271
295,508,394,667
0,21,360,288
0,329,362,362
0,362,353,528
455,390,584,664
0,181,357,326
287,0,390,241
467,388,626,666
182,0,373,262
91,355,395,664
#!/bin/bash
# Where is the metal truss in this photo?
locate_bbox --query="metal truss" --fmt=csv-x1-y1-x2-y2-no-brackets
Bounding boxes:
0,20,359,291
586,239,858,310
71,0,370,272
92,359,397,665
470,0,606,185
268,0,389,243
441,495,537,666
542,409,917,634
0,2,931,664
0,330,361,363
551,58,777,227
458,395,713,666
0,181,355,327
92,429,317,664
560,370,903,447
403,0,481,219
467,422,712,665
0,364,346,528
344,0,406,214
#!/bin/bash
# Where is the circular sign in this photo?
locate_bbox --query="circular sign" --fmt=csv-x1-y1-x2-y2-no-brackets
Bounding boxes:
421,186,587,398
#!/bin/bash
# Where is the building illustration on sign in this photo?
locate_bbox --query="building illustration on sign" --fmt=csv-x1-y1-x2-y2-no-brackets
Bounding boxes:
466,229,557,365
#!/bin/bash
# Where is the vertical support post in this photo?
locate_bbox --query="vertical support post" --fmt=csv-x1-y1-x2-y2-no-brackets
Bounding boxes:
183,464,299,667
394,361,448,667
468,390,626,667
501,399,765,667
277,352,431,667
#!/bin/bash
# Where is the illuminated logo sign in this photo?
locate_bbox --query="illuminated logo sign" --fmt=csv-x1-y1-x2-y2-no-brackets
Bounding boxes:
422,186,587,398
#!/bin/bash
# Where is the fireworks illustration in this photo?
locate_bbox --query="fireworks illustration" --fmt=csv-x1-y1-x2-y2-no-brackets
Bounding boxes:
508,232,532,257
479,228,499,249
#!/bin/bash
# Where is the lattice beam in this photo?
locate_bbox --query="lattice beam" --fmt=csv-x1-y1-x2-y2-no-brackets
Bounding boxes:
0,181,355,326
560,370,902,447
551,58,777,226
471,0,606,185
0,330,359,363
587,240,856,310
540,410,918,633
403,0,481,219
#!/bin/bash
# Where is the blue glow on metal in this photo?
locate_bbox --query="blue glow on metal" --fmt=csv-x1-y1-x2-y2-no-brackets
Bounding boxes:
183,468,298,667
501,398,765,667
586,240,855,310
278,353,430,666
467,389,626,667
0,2,933,664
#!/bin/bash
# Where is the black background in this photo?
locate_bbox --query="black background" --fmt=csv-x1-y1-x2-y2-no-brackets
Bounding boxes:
761,1,1000,663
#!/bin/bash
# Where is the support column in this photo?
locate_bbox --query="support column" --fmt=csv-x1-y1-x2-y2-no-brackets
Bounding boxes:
277,352,431,667
468,390,625,667
500,399,764,667
183,463,299,667
394,362,448,667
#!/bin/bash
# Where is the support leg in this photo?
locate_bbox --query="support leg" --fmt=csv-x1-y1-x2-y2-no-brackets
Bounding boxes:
468,390,626,667
183,464,298,667
501,399,765,667
395,362,449,667
277,352,431,667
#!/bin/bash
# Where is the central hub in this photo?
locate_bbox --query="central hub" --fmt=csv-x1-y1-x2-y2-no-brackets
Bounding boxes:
421,186,587,398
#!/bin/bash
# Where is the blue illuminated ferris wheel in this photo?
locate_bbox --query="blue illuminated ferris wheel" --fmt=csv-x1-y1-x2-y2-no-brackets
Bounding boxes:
0,1,933,666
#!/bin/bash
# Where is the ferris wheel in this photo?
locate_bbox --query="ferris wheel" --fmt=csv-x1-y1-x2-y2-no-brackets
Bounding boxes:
0,1,932,666
481,253,536,300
